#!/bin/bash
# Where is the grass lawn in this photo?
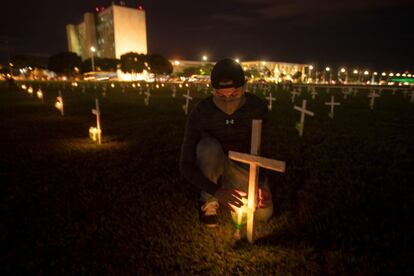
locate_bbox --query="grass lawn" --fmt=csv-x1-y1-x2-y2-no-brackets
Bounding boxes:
2,81,413,274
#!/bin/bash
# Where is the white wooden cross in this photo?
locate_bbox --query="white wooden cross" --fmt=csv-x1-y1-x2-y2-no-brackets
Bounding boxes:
342,88,351,100
403,90,408,98
228,120,286,243
182,89,193,115
290,89,300,103
265,92,276,110
171,84,177,98
204,84,210,95
325,96,341,119
368,90,380,110
294,99,314,136
89,98,102,144
144,89,151,106
351,88,358,97
55,91,64,116
310,87,318,100
102,85,107,97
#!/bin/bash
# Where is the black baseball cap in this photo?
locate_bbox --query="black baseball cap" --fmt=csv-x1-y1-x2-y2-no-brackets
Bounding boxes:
210,58,245,89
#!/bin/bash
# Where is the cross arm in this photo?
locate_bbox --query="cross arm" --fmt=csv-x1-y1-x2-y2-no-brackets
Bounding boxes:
228,151,286,173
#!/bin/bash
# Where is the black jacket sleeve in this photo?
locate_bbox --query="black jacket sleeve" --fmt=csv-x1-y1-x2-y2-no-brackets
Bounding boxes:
179,105,220,195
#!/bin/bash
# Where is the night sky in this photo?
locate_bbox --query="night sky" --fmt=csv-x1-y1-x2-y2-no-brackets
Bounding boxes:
0,0,413,72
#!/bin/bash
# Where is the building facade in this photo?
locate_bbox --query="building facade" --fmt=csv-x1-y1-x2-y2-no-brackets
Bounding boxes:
170,59,312,83
66,3,147,61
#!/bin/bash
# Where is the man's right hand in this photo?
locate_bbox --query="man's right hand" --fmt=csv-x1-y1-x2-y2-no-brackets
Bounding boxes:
214,188,247,212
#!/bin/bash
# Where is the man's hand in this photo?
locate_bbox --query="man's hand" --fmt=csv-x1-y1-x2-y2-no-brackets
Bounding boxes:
214,188,247,212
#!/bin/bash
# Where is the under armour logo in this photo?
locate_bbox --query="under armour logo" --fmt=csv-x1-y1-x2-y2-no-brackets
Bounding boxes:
226,119,234,125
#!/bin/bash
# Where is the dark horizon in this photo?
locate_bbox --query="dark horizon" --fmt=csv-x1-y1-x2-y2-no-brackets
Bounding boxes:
0,0,413,72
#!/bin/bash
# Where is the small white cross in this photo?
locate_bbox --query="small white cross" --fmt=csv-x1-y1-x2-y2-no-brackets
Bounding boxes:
265,92,276,110
171,85,177,98
368,90,380,110
182,89,193,115
290,89,300,103
325,96,341,119
342,88,351,100
90,98,102,144
309,87,318,100
409,90,414,103
294,99,314,136
144,89,151,106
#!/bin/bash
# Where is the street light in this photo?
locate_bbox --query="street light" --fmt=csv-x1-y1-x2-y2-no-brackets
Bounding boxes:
90,46,96,72
325,67,331,83
202,55,208,61
235,58,240,63
308,65,314,82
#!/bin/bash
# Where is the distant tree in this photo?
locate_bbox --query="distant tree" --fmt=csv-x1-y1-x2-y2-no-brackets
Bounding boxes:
120,52,146,73
199,64,213,76
10,55,47,69
180,66,201,77
82,57,120,73
48,52,82,76
147,54,173,80
99,58,120,72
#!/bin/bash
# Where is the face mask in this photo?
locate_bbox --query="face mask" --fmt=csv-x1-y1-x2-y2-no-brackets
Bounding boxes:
213,93,245,115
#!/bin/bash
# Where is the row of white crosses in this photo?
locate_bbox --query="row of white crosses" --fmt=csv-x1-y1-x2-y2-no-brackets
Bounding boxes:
229,120,286,243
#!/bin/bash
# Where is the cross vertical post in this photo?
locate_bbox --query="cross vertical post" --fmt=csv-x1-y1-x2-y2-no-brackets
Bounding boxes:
229,120,286,243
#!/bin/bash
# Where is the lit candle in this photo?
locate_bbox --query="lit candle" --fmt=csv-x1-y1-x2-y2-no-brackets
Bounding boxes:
237,208,243,228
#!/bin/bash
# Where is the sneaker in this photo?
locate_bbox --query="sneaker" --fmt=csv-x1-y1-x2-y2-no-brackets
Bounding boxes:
199,200,219,228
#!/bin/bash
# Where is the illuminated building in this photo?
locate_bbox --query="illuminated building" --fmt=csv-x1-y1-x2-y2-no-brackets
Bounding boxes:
66,2,147,60
171,60,311,83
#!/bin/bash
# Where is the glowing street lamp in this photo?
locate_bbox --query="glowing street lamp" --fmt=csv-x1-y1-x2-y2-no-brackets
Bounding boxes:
364,71,369,76
339,68,348,83
174,60,180,66
325,67,332,83
235,58,240,63
382,72,386,76
90,46,96,72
